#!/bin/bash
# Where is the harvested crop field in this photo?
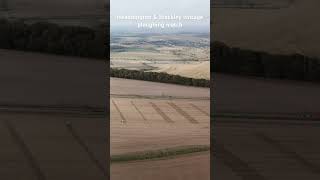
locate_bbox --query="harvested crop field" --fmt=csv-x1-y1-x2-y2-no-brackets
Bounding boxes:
111,97,210,154
111,78,209,99
110,78,210,179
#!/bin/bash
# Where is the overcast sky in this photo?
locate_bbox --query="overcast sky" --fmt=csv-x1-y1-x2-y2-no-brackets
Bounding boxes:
111,0,210,33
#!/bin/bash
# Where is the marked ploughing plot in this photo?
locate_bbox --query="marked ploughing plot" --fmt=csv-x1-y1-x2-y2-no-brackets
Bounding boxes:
110,97,210,155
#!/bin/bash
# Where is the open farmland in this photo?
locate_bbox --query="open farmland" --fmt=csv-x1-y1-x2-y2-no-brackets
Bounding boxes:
110,78,210,179
111,33,210,79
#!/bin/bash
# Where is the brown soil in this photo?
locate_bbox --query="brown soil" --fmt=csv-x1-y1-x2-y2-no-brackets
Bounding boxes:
111,152,210,180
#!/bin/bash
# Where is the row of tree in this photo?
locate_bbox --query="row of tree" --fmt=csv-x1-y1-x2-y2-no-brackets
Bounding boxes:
0,19,107,58
110,68,210,87
212,41,320,81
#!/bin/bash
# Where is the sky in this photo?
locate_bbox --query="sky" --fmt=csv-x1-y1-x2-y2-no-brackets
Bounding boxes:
111,0,210,33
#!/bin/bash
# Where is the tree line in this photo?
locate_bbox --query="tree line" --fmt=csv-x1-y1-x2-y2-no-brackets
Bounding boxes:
110,68,210,87
212,41,320,82
0,19,107,58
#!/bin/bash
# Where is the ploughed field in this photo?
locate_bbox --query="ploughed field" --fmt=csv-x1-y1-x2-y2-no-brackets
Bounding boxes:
111,98,210,154
110,78,210,180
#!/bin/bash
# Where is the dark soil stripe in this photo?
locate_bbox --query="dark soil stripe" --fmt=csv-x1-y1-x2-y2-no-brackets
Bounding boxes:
0,105,104,118
214,143,266,180
65,121,107,176
255,132,320,175
111,145,210,163
131,101,148,121
215,119,320,127
150,102,174,123
214,112,320,121
190,103,210,117
3,120,46,180
111,100,126,123
168,102,198,124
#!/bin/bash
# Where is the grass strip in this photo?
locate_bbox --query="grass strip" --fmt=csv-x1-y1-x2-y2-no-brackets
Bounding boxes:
111,145,210,163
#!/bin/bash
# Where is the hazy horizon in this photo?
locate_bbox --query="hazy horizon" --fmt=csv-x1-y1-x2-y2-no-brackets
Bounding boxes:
111,0,210,33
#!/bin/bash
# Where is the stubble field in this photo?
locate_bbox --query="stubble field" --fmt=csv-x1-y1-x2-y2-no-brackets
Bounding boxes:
110,78,210,180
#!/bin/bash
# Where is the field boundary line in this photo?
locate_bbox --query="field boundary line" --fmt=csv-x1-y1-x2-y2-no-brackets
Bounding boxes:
111,145,209,163
111,94,210,100
0,104,104,117
3,120,46,180
112,100,126,124
255,132,320,175
131,101,148,121
168,102,198,124
190,103,210,116
150,102,174,123
213,142,266,180
65,121,107,176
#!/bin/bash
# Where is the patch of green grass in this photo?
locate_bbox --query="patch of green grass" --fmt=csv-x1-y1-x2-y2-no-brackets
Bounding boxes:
111,145,210,163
